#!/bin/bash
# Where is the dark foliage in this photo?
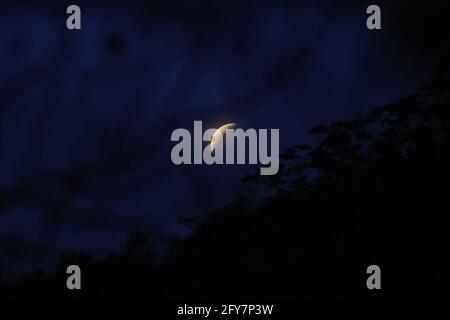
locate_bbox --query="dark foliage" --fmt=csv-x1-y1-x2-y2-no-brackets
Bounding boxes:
2,80,450,299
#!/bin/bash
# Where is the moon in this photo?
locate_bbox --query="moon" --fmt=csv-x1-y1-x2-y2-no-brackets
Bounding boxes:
210,123,237,150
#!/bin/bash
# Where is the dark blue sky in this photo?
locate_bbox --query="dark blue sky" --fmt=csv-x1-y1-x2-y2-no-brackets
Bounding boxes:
0,0,447,266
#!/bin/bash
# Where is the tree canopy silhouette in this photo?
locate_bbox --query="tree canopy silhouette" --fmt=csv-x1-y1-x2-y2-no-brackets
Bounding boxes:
2,79,450,299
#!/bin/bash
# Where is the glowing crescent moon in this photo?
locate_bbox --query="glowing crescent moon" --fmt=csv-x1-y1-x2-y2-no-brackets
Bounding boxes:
210,123,237,150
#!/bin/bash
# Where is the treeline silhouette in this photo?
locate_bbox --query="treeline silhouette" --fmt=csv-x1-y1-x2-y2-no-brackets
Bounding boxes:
1,80,450,299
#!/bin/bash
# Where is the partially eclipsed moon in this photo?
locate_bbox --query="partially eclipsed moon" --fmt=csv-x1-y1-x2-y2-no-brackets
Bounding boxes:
210,123,237,150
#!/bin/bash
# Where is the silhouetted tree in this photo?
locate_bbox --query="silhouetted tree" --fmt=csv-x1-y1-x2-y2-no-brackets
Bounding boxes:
3,80,450,299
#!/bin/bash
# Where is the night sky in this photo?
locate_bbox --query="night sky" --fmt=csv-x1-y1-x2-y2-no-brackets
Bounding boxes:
0,0,448,268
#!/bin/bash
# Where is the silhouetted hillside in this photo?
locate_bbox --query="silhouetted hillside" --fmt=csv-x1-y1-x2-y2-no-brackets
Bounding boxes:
2,79,450,299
